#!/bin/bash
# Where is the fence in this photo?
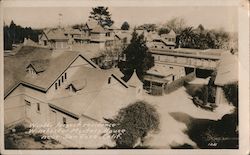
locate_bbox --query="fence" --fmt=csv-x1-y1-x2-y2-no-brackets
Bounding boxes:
164,72,195,94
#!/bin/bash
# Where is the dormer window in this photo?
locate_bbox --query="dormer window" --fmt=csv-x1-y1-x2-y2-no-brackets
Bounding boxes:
26,59,49,76
66,79,86,93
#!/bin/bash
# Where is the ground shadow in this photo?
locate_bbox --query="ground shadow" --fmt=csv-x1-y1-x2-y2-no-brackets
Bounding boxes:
169,112,238,149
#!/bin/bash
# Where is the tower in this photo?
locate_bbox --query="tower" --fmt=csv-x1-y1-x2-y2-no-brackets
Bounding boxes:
58,13,63,28
127,70,143,99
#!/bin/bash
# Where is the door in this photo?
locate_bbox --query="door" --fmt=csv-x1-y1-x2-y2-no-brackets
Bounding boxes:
49,109,57,126
25,100,32,121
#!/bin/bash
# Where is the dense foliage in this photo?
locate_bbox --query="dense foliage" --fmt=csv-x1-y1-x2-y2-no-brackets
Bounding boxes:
4,20,40,50
89,6,114,27
222,82,238,108
137,24,157,32
104,101,160,148
158,27,170,35
121,21,130,30
177,26,232,50
118,29,154,81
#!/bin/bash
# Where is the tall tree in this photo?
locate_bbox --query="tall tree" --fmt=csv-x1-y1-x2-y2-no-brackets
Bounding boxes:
121,21,130,30
164,17,186,34
118,29,154,81
158,27,170,35
89,6,114,27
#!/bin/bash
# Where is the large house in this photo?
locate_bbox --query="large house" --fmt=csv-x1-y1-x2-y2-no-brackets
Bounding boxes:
4,46,143,148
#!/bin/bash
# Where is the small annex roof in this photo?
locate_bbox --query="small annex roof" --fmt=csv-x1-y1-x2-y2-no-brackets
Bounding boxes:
147,64,182,78
214,51,238,86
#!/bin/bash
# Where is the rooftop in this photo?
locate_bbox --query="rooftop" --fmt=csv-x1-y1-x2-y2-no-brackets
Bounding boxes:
150,48,224,60
48,67,131,121
4,46,98,98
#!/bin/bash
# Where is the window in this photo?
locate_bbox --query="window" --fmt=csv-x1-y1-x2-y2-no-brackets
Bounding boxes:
108,77,111,84
37,103,40,112
64,73,67,79
25,100,31,106
63,117,67,125
172,75,175,81
58,80,61,86
55,83,58,90
62,75,64,83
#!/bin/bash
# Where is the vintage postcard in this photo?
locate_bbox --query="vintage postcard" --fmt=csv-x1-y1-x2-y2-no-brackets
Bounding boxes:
0,0,249,155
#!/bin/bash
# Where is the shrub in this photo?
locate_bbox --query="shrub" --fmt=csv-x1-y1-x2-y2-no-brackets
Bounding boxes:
104,101,160,148
14,124,28,133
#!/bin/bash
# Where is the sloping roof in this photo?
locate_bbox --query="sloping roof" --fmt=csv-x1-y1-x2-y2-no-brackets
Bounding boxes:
86,19,99,30
161,29,176,38
48,67,131,121
147,64,182,78
91,24,107,33
127,70,142,87
72,44,102,59
214,51,238,86
4,46,98,98
43,28,69,41
28,59,50,73
23,38,37,46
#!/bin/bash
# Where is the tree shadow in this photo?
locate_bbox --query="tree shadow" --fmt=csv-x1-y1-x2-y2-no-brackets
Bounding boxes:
169,112,238,149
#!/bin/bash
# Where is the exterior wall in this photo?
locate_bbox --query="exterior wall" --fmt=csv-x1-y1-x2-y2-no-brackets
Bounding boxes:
152,54,218,69
24,95,49,124
4,84,48,127
47,56,95,99
4,86,25,127
215,86,228,105
55,41,69,49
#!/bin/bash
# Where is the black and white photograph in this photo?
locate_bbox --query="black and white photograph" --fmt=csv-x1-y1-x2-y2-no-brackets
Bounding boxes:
0,0,249,154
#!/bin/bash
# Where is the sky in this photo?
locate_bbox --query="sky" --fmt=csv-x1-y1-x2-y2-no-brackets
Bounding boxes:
3,6,238,32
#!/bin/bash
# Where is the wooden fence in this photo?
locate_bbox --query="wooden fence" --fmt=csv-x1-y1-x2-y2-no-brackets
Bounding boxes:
164,72,195,94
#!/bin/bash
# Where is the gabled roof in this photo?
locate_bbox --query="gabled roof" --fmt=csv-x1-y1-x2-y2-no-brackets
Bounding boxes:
4,46,98,98
91,24,107,33
86,19,99,30
27,59,50,73
42,28,69,41
161,29,176,38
